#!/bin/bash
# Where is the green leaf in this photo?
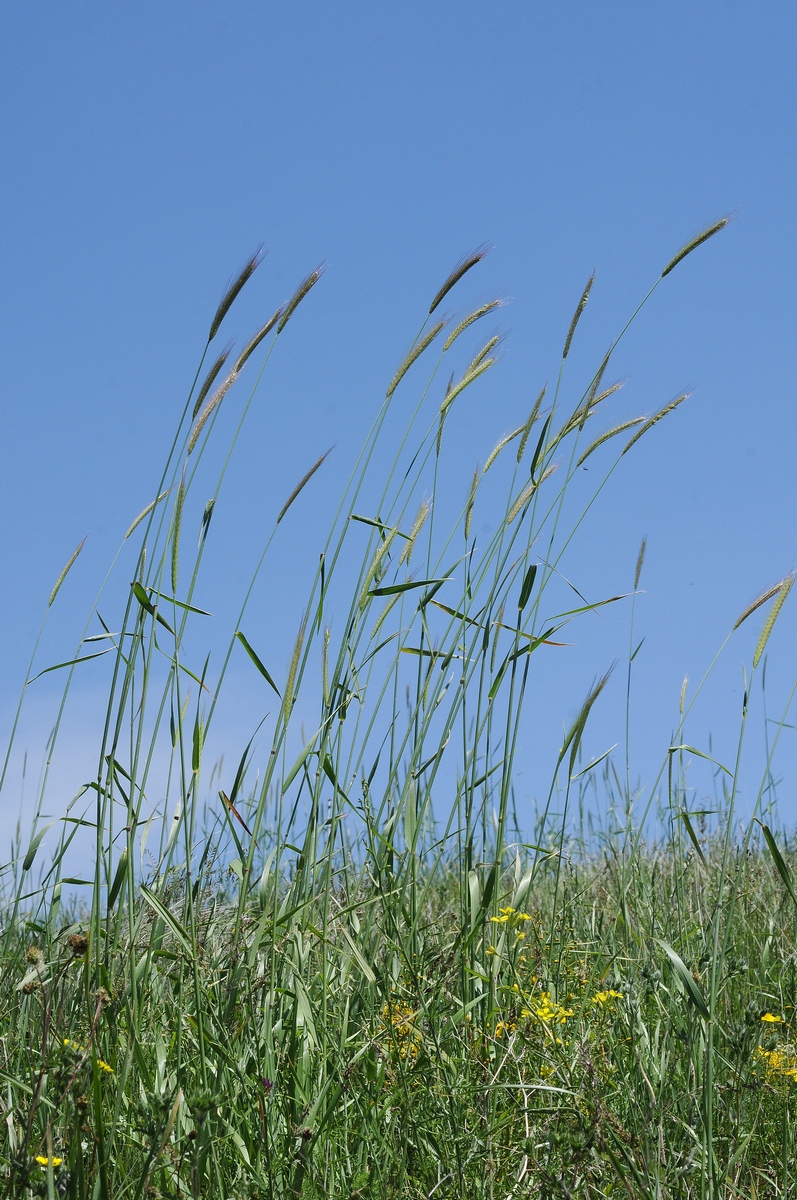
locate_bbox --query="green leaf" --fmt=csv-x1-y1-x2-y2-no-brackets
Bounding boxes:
23,822,57,872
139,885,195,958
108,849,129,908
131,582,175,635
370,577,446,597
676,811,707,865
756,820,797,907
668,744,732,778
27,648,113,684
235,631,281,697
656,938,710,1020
518,563,538,610
152,592,212,616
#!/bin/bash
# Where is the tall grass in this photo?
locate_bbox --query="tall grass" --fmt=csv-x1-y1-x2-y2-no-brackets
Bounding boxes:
3,222,797,1200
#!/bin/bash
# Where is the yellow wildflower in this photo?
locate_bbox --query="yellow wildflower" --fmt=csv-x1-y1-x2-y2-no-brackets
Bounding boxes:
761,1012,783,1023
35,1156,63,1167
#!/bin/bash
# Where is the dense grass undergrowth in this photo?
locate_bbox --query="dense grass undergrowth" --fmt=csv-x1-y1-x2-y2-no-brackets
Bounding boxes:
3,224,797,1199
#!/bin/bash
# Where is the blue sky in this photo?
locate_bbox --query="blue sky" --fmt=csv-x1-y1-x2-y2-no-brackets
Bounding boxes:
1,3,795,846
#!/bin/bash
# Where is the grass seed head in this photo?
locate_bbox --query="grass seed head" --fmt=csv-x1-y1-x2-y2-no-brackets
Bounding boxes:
208,245,265,343
429,243,491,314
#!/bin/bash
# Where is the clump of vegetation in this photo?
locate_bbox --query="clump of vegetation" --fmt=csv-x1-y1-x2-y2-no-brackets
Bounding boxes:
3,220,796,1199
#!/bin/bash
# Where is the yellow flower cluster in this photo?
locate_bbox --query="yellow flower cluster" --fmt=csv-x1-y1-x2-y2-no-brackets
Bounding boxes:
490,906,531,929
522,992,574,1025
494,1019,516,1038
63,1037,114,1073
757,1044,797,1081
35,1156,63,1167
592,989,624,1005
380,1001,422,1060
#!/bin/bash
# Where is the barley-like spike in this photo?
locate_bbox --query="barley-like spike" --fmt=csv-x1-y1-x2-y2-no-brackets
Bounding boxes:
399,499,431,566
483,425,525,475
233,307,283,375
187,368,239,455
277,448,333,525
464,469,479,541
734,576,793,631
634,537,647,590
49,537,87,607
468,335,502,374
585,350,611,408
358,525,400,611
386,322,446,398
322,628,330,708
679,675,688,715
440,357,495,416
565,380,626,437
621,394,689,456
171,472,186,594
661,218,729,278
517,385,547,463
443,299,504,351
753,573,795,668
208,246,265,343
507,463,558,523
562,273,595,360
278,264,326,334
429,243,491,314
282,618,306,718
370,590,403,641
193,343,234,418
575,417,645,468
125,491,169,541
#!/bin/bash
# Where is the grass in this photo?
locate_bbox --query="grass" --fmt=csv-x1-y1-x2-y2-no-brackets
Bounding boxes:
3,220,797,1199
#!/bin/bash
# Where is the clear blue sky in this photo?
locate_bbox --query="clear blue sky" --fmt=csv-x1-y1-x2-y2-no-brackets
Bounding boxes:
1,3,795,842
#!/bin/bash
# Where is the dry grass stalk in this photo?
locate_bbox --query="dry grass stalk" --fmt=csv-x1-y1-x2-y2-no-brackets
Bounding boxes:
386,322,446,398
483,425,525,475
429,244,491,314
125,491,169,541
234,308,283,373
439,357,495,416
734,578,791,631
171,472,186,593
208,246,264,343
282,619,306,718
562,274,595,360
661,218,729,278
370,590,402,641
467,335,502,374
277,449,332,525
634,537,647,589
464,468,479,541
517,385,547,463
49,537,87,607
443,300,504,351
575,418,645,468
278,265,325,334
753,573,794,668
621,394,689,455
399,499,431,566
193,343,234,418
187,367,239,455
507,463,557,523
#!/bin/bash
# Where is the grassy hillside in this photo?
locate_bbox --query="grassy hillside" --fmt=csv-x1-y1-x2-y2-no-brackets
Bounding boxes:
3,224,797,1199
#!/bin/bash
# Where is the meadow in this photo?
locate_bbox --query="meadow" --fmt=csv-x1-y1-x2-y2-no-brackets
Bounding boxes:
3,222,797,1200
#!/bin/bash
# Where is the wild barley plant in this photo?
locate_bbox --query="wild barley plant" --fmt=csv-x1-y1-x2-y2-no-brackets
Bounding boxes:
3,219,797,1200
